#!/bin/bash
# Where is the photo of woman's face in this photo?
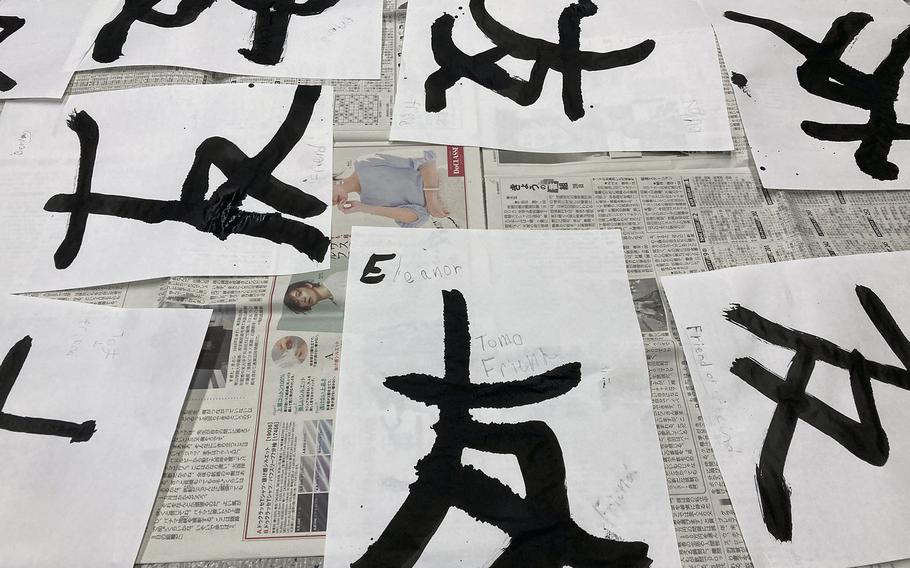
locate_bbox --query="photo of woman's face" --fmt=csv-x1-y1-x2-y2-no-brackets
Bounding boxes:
287,284,321,309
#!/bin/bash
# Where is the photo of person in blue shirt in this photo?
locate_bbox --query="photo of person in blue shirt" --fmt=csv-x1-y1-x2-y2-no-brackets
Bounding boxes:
332,150,449,227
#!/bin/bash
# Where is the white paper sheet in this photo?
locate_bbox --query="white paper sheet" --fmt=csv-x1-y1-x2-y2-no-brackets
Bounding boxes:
0,83,333,293
702,0,910,190
78,0,382,79
0,0,120,100
390,0,732,153
324,227,681,567
0,294,211,568
662,252,910,568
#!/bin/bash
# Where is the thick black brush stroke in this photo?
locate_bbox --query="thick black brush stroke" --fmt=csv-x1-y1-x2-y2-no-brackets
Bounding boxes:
233,0,341,65
0,336,96,443
353,289,652,568
0,15,26,92
725,11,910,181
722,285,910,542
44,85,330,268
93,0,216,63
93,0,340,65
425,0,654,121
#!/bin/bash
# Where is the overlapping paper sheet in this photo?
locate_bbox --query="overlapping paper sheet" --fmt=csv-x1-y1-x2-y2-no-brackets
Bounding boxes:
0,83,333,293
0,0,120,99
0,293,211,568
79,0,382,79
324,227,681,567
702,0,910,190
663,251,910,568
391,0,732,153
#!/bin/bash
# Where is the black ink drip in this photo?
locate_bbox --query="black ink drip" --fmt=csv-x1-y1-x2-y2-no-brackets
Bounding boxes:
0,16,26,92
354,289,652,568
730,71,752,98
425,0,655,121
93,0,340,65
722,285,910,541
730,72,747,89
725,11,910,181
44,85,330,268
0,336,96,442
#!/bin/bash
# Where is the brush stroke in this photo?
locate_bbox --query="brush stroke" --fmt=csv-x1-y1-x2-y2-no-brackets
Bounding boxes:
725,11,910,181
0,15,26,92
722,284,910,541
93,0,340,65
44,85,330,268
0,336,96,443
353,289,652,568
425,0,654,121
235,0,341,65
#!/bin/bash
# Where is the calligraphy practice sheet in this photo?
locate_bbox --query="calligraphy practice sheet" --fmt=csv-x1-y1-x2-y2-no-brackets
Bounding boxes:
79,0,382,79
662,252,910,568
703,0,910,190
0,294,211,568
325,228,681,568
390,0,732,153
0,83,333,292
0,0,120,99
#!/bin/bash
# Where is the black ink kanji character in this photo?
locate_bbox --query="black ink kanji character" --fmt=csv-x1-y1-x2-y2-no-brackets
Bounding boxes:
93,0,340,65
722,285,910,541
0,336,96,442
0,15,26,92
725,11,910,181
355,289,652,568
425,0,655,122
44,85,330,268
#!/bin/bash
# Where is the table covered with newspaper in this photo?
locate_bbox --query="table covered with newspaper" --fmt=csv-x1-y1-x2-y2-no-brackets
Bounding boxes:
6,1,910,567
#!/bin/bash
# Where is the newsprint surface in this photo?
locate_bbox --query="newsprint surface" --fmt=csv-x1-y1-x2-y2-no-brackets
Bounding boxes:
4,0,910,567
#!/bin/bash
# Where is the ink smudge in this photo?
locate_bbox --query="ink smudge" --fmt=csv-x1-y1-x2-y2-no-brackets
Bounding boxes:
730,71,752,98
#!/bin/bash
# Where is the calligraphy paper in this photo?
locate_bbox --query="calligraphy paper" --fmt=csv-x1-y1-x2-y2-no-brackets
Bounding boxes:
79,0,382,79
702,0,910,190
0,293,211,568
0,83,333,293
662,251,910,568
324,227,681,567
390,0,732,153
0,0,120,99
